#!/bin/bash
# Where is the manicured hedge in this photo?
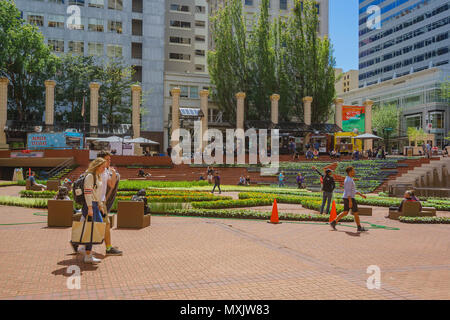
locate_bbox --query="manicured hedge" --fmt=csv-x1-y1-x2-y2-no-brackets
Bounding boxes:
116,195,232,203
399,216,450,224
162,208,354,222
118,180,210,190
0,196,48,209
0,182,18,187
192,198,273,209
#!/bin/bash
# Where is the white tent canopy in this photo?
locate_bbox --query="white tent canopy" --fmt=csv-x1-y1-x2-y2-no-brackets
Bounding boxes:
354,133,383,140
125,137,159,145
95,136,125,143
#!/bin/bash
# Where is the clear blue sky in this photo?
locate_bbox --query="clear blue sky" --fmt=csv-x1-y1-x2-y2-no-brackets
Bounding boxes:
329,0,359,71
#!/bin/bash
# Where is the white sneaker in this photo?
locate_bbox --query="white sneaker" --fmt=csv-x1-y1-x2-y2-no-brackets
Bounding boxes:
84,254,101,264
77,246,86,255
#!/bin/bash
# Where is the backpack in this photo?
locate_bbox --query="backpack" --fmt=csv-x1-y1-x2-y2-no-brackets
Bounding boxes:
72,173,96,206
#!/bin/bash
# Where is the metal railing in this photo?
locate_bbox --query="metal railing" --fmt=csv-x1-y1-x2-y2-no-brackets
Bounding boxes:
47,157,75,180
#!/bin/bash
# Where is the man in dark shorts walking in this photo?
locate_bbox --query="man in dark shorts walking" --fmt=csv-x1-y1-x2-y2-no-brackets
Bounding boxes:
330,166,368,232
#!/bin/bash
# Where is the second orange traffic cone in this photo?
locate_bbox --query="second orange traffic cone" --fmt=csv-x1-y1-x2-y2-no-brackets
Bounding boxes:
269,199,280,224
329,200,337,223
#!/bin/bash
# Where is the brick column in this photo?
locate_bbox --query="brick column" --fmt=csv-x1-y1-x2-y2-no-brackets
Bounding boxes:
171,87,181,148
236,92,246,130
0,78,8,149
270,94,280,125
364,99,374,151
200,89,209,150
334,98,344,129
89,82,100,133
45,80,56,131
303,96,313,125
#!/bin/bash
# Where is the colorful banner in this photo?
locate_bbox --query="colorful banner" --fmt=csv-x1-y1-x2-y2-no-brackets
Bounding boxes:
27,132,84,150
11,152,44,158
342,106,366,133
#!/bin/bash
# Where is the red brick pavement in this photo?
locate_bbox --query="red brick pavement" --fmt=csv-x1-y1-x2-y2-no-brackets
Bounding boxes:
0,201,449,300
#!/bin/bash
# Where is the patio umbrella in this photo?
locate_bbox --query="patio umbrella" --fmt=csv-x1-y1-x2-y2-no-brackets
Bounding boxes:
354,133,383,140
96,136,124,143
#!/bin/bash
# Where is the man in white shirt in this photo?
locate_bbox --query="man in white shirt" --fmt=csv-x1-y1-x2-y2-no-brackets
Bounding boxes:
330,166,368,232
97,150,122,256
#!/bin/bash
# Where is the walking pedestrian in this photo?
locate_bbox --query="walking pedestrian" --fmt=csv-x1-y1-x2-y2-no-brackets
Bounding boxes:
312,166,335,214
211,171,221,194
278,172,285,187
330,166,368,232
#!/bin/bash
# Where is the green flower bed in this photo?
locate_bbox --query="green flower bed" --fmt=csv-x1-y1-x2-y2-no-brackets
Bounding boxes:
162,208,354,222
399,216,450,224
192,198,273,209
0,181,18,187
118,180,210,190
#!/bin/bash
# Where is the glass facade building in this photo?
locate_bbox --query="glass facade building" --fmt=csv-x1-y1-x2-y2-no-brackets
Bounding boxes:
358,0,450,87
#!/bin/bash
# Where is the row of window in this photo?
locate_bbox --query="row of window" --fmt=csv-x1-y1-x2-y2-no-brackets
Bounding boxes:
170,4,206,14
169,35,205,45
360,31,448,69
359,46,449,81
359,3,448,48
169,20,206,29
27,13,123,33
405,112,444,130
33,0,124,10
169,50,206,60
48,40,123,57
359,0,416,25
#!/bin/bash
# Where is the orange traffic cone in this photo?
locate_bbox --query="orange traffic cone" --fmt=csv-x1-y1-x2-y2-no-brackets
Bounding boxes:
268,199,280,224
329,200,337,223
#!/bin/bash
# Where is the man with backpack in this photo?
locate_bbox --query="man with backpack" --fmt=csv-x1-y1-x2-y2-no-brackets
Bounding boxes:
312,166,336,215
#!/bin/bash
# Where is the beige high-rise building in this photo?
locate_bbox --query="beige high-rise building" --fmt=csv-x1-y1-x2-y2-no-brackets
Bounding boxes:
335,68,359,95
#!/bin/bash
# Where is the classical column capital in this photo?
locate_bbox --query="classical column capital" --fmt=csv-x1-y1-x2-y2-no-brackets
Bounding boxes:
235,92,246,99
303,96,313,103
171,87,181,96
44,80,56,88
363,99,374,107
89,82,101,90
200,90,209,97
334,98,344,104
270,94,280,102
0,78,9,85
131,84,142,92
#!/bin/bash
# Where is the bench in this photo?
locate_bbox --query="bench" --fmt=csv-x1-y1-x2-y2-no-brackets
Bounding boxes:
26,179,44,191
117,201,151,229
388,201,436,220
47,180,60,191
357,206,372,216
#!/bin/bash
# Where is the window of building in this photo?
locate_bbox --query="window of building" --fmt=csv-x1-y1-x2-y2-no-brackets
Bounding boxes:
195,20,205,28
169,53,191,61
132,0,143,13
48,0,64,3
88,42,104,56
170,4,190,13
195,50,205,57
131,42,142,59
88,18,104,32
195,6,205,14
108,20,122,34
108,0,123,11
405,114,422,130
89,0,104,8
195,35,205,42
169,36,191,45
107,45,123,58
245,0,253,6
132,19,143,36
132,65,142,82
27,13,44,27
68,41,84,55
195,64,205,72
67,17,85,30
190,86,199,99
68,0,85,6
280,0,287,10
429,112,444,129
170,20,191,29
48,15,65,28
180,86,189,98
48,39,64,53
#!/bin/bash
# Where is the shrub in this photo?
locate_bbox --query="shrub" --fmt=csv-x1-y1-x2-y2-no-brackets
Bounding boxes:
118,180,210,190
0,196,48,208
399,216,450,224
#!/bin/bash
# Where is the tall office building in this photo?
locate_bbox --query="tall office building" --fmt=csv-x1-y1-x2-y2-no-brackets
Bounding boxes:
358,0,449,87
14,0,166,145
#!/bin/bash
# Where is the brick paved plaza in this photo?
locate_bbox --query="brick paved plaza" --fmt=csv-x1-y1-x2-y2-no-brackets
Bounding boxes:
0,187,449,300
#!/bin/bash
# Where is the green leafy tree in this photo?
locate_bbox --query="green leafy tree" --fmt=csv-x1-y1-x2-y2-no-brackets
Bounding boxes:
0,0,58,121
208,0,250,123
96,58,136,125
372,104,399,151
55,54,98,123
